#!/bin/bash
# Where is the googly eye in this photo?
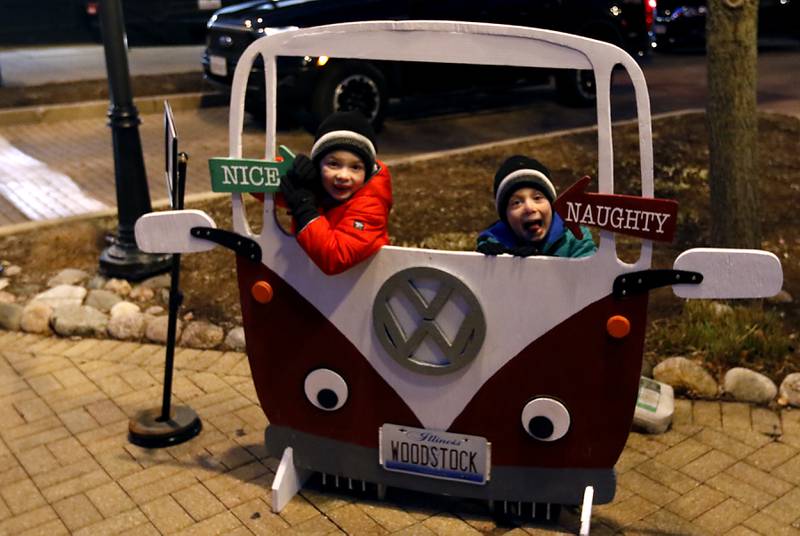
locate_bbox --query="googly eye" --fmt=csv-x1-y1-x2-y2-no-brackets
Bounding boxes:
304,369,348,411
521,398,570,441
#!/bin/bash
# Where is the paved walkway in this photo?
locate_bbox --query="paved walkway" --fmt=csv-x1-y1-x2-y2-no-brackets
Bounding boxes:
1,329,799,535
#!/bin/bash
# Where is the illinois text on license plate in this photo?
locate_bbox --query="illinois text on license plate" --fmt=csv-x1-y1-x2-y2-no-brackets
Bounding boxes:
379,424,490,484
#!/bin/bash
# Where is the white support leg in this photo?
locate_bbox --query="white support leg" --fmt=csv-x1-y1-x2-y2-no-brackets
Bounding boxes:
579,485,594,535
271,447,312,512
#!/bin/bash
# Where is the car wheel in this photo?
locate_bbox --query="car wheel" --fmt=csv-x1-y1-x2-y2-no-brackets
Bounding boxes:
311,61,387,131
555,69,596,107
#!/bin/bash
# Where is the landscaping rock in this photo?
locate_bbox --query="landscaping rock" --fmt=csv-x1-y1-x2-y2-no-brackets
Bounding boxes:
47,268,89,288
104,278,132,297
110,301,141,317
0,291,16,304
108,309,146,340
30,284,86,309
779,373,800,407
145,306,164,315
145,315,181,344
4,265,21,277
13,283,41,300
20,302,52,334
224,326,246,352
0,279,8,291
653,356,718,398
86,275,108,290
641,353,657,378
767,289,793,304
179,321,224,349
723,367,777,404
141,273,171,289
85,289,123,313
129,285,155,302
51,305,108,338
0,302,23,330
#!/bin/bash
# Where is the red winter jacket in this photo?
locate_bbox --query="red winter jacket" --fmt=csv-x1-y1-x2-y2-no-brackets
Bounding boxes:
296,161,392,275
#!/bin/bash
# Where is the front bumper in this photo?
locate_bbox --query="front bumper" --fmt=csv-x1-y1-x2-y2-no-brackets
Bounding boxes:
265,424,616,505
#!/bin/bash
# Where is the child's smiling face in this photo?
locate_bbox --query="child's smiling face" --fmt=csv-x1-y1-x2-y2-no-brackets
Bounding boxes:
320,150,367,201
505,187,552,243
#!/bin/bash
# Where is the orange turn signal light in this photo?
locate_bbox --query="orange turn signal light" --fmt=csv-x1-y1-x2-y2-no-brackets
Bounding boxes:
607,315,631,339
251,281,273,304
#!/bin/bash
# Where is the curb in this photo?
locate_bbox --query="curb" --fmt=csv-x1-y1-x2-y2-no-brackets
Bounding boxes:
386,108,705,166
0,90,227,126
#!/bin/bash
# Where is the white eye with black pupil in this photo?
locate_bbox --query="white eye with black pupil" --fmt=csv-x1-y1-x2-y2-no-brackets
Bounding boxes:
304,369,348,411
521,398,570,441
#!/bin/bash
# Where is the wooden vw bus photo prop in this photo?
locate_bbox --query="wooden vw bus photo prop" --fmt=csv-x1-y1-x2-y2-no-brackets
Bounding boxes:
134,21,783,525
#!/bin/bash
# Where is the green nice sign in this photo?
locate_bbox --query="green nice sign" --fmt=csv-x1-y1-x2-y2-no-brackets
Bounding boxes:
208,145,295,193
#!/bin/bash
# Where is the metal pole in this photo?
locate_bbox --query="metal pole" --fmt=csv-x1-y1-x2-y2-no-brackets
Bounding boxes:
98,0,171,280
128,150,200,448
159,153,188,420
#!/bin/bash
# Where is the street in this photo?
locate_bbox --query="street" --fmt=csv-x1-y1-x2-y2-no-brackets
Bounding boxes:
0,47,798,226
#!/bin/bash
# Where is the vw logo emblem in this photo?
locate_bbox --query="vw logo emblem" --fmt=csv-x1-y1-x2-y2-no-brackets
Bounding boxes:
218,35,234,48
373,267,486,375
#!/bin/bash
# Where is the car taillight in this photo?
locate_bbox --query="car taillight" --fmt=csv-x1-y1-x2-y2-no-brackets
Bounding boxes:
645,0,657,31
86,1,98,16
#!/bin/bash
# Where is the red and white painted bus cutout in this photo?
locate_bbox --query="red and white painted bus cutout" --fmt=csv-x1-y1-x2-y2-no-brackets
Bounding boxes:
553,176,678,242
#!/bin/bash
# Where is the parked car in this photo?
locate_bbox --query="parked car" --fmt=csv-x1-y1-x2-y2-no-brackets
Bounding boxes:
653,0,800,50
85,0,243,45
202,0,656,129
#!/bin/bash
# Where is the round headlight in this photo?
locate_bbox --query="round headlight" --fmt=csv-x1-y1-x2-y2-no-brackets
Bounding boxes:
521,398,570,441
304,369,348,411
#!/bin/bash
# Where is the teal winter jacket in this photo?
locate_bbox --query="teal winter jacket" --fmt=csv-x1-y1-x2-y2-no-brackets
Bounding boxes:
476,212,596,258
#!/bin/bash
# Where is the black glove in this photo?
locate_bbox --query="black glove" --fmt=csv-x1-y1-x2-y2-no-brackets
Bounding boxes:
280,171,318,233
509,244,540,257
284,154,318,192
477,241,510,256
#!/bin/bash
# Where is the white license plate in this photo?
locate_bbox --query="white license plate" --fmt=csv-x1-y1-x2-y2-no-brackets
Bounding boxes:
209,55,227,77
379,424,490,485
198,0,221,10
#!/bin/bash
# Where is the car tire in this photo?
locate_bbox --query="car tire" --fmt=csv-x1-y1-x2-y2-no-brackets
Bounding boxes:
311,61,387,131
554,69,597,107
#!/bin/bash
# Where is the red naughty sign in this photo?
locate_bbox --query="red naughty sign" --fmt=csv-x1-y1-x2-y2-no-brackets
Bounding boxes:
553,176,678,243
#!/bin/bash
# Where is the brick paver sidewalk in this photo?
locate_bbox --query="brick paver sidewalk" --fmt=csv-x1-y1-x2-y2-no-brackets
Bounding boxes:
1,329,799,535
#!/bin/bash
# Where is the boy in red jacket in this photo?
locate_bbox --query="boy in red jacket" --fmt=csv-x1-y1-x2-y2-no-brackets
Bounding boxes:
280,112,393,275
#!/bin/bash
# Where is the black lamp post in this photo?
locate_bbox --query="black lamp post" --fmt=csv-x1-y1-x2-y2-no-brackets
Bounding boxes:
98,0,171,280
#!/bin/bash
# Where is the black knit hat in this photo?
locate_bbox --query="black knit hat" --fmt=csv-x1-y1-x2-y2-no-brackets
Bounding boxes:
310,111,378,176
493,155,557,223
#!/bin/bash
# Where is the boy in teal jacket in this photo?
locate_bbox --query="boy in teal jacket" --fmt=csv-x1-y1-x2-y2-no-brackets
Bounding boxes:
477,155,595,258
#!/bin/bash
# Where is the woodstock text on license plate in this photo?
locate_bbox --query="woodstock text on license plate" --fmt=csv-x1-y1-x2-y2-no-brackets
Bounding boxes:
379,424,491,485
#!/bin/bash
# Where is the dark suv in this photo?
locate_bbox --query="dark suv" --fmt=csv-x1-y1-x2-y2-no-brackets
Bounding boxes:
203,0,655,128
